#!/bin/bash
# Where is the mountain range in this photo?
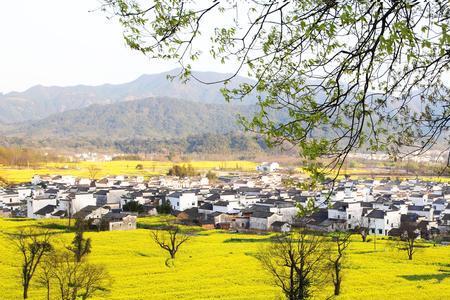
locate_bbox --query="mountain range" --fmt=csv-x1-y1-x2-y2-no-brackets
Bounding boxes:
0,70,275,154
0,69,255,124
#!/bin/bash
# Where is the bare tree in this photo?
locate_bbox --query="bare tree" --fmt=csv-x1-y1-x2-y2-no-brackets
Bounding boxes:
150,221,190,262
354,217,369,242
45,250,111,300
396,223,420,260
257,229,329,300
36,257,53,300
9,228,53,299
328,231,352,296
77,263,111,300
87,165,101,180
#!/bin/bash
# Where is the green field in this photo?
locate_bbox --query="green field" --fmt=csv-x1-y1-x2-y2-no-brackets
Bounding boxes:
0,218,449,299
0,160,258,183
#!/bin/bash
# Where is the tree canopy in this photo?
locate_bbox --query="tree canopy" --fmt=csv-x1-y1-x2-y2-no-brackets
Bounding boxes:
102,0,450,177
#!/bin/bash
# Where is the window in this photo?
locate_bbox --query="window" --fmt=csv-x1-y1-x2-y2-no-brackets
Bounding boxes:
386,219,389,224
371,228,375,234
348,214,352,219
348,224,352,229
378,229,382,234
177,202,179,206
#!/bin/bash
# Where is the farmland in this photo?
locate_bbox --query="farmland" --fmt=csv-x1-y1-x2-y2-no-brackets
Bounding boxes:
0,218,449,299
0,160,258,183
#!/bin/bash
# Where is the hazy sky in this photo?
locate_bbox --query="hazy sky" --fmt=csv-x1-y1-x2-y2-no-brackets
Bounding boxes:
4,1,447,95
0,0,231,93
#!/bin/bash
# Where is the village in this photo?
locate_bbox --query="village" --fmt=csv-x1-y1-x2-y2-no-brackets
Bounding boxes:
0,161,449,241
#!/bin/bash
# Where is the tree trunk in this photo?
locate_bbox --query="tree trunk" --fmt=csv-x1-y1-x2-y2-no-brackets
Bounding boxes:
46,281,50,300
334,283,341,296
23,284,28,299
334,262,341,295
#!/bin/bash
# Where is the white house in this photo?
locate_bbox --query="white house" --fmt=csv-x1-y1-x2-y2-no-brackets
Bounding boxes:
70,193,97,214
106,188,128,207
27,196,58,219
269,202,299,223
167,191,198,211
408,205,434,221
249,211,283,231
17,187,32,200
408,193,428,206
256,162,280,172
363,209,401,236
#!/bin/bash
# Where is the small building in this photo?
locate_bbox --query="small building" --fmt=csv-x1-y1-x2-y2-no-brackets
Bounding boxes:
167,191,198,211
271,221,291,232
256,162,280,172
102,212,137,231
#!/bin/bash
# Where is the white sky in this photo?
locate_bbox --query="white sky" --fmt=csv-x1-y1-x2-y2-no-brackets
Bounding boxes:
0,0,232,94
3,1,448,94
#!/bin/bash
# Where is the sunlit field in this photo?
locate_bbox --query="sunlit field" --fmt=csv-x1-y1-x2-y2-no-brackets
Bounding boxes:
0,160,258,183
0,218,449,299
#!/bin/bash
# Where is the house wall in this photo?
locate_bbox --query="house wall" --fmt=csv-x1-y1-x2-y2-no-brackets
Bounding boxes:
270,206,298,222
107,189,127,205
220,194,236,202
0,193,20,206
408,208,434,221
27,198,57,218
109,216,137,231
364,211,400,236
168,193,198,211
72,194,96,213
328,209,347,220
345,203,364,228
366,217,387,235
250,214,282,231
17,189,32,200
213,205,228,214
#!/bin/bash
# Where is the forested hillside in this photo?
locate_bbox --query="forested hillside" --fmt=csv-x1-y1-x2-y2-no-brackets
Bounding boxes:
4,97,261,139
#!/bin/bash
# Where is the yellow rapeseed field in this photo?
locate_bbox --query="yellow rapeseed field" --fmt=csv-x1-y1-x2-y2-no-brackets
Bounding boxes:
0,218,449,299
0,160,258,183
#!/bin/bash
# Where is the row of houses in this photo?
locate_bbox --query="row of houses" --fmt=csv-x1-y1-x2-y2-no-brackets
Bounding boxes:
1,173,450,237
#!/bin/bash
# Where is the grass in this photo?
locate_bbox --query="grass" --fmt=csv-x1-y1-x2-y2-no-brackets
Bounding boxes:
0,160,258,183
0,218,449,299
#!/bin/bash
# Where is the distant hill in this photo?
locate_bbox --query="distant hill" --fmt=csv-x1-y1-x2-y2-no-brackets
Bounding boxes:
0,69,256,123
3,97,264,140
0,96,289,154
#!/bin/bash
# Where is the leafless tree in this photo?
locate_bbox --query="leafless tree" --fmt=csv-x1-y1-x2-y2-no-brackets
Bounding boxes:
396,223,420,260
45,250,111,300
77,263,111,300
9,227,53,299
87,165,101,180
328,231,352,296
257,229,329,300
354,217,369,242
36,257,53,300
150,221,190,262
